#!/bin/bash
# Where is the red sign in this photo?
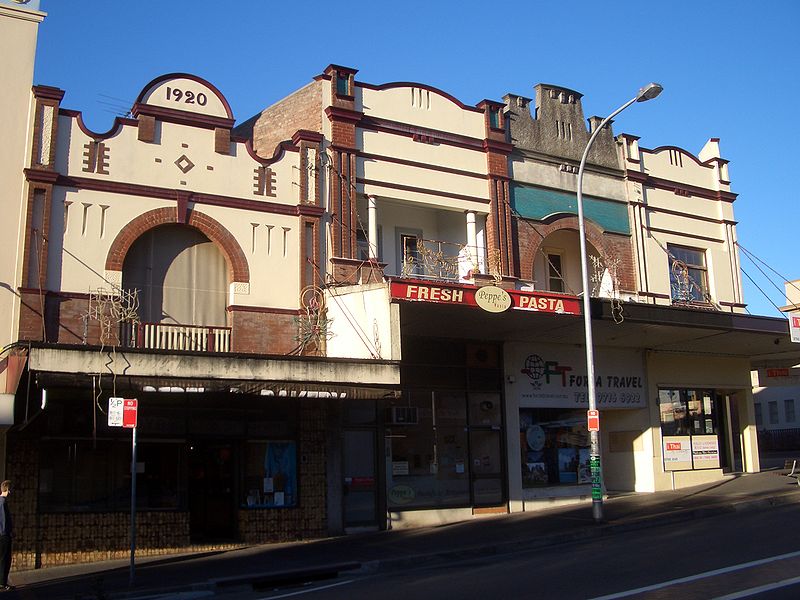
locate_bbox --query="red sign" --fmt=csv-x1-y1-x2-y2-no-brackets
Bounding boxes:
587,409,600,432
767,368,790,378
122,399,138,428
349,477,375,489
666,442,682,451
389,280,581,315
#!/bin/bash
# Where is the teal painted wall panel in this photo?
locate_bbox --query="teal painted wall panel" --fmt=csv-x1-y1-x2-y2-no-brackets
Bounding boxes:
510,184,630,235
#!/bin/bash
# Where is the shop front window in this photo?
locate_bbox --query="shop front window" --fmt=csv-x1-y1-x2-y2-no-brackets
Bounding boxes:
659,389,717,436
519,408,590,487
242,441,297,508
387,391,471,508
660,388,721,470
38,439,185,512
391,338,504,508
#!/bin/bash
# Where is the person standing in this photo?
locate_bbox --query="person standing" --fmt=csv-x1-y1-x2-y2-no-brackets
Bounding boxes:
0,481,13,592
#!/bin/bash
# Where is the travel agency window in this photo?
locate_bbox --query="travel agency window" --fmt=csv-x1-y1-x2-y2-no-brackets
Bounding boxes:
659,388,721,471
516,345,646,490
520,408,590,487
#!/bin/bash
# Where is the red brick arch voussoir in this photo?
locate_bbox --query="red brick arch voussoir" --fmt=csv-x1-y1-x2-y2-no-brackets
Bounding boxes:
520,215,612,281
105,207,250,283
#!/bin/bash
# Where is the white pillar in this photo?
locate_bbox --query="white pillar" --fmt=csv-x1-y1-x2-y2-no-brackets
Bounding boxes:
368,195,378,260
739,389,761,473
466,210,477,262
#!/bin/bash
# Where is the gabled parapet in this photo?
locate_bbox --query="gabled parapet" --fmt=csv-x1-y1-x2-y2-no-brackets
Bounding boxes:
621,134,732,194
504,84,621,170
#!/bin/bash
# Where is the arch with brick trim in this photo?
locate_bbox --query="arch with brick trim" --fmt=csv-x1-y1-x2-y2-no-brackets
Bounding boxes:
105,207,250,283
517,215,635,291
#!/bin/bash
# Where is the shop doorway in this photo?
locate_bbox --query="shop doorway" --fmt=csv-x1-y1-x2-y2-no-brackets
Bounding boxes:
188,442,236,541
343,429,379,530
718,393,744,473
469,429,504,505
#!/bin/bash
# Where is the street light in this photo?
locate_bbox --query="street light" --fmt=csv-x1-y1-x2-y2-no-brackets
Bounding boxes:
576,83,663,523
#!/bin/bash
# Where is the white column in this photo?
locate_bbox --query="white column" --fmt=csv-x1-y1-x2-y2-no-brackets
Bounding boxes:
466,210,477,262
368,195,378,260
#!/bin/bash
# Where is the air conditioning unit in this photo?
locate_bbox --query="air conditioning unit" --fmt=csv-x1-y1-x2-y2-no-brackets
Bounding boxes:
385,406,418,425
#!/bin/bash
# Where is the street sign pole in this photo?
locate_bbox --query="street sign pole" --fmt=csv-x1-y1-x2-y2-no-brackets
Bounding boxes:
109,397,139,586
129,424,137,586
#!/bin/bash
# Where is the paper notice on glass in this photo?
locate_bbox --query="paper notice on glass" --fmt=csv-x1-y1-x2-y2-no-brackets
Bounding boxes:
273,491,285,506
263,477,274,493
392,461,409,476
455,461,465,474
663,436,692,471
692,435,720,469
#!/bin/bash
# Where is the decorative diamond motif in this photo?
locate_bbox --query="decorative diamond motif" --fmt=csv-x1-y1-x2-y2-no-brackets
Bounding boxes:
174,154,195,174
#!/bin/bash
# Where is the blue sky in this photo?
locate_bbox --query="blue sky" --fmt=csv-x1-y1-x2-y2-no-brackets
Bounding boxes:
32,1,799,318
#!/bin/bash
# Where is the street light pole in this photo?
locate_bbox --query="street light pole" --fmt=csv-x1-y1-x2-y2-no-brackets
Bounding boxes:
576,83,663,523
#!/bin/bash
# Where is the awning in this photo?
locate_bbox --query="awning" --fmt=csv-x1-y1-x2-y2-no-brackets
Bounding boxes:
396,297,800,368
27,345,401,399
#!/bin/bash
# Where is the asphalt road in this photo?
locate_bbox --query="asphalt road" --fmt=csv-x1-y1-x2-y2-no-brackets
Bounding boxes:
221,502,800,600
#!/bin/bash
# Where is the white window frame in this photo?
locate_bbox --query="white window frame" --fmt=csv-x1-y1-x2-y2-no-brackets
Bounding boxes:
544,248,566,293
668,243,710,304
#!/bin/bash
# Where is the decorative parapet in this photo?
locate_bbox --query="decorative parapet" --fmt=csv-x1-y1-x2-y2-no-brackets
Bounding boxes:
504,84,621,170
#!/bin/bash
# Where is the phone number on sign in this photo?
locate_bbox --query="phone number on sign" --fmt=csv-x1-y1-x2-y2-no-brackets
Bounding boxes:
573,392,642,405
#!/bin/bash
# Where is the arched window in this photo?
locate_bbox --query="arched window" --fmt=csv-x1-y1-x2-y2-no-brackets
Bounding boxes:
122,225,227,326
535,229,606,296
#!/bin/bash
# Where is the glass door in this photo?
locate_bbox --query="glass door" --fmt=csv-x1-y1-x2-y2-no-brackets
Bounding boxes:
468,392,504,505
343,430,378,528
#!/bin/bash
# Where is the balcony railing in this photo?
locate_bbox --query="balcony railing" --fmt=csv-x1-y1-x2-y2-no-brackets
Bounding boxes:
120,322,231,353
401,238,482,282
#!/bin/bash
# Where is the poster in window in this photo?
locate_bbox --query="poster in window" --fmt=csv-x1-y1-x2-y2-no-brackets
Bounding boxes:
691,435,720,469
264,441,297,507
558,448,578,483
663,436,692,471
523,462,548,485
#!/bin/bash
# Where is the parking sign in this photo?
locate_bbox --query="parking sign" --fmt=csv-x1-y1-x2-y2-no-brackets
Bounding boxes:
109,398,138,428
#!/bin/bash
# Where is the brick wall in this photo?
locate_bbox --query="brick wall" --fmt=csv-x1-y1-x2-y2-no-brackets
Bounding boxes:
229,308,299,354
330,122,356,149
243,82,323,159
35,512,190,569
6,438,38,571
18,290,45,341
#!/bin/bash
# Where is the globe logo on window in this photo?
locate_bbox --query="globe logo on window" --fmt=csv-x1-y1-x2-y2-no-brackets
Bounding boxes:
521,354,545,389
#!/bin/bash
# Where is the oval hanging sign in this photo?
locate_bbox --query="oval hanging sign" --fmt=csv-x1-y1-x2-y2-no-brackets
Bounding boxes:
475,285,512,313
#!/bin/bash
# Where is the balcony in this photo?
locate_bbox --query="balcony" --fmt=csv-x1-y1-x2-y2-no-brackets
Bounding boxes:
400,237,483,283
120,322,231,353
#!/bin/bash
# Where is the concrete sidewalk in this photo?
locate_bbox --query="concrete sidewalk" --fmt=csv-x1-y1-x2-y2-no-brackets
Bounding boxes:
9,469,800,599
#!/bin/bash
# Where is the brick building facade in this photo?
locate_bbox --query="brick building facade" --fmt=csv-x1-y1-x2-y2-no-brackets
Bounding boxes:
2,3,796,571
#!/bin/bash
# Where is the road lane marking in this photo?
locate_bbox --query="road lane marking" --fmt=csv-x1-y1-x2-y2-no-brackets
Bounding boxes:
258,579,355,599
588,548,800,600
711,575,800,599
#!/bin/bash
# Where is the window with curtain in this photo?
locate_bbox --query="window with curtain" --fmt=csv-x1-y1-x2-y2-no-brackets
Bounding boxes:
122,225,228,326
